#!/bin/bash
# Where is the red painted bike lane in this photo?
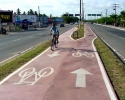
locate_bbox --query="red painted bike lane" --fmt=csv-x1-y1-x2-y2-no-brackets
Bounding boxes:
0,25,117,100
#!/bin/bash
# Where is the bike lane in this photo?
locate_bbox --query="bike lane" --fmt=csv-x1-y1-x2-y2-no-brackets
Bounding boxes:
0,25,117,100
42,25,117,100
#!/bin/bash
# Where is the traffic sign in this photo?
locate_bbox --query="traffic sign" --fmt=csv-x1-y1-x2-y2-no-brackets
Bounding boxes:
69,14,74,16
63,14,68,16
92,14,96,16
75,14,80,16
88,14,91,16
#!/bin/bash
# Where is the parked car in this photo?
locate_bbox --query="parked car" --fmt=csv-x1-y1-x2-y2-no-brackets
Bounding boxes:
60,23,65,27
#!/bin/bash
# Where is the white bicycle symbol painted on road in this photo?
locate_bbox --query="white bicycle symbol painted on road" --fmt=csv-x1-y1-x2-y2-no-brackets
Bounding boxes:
14,67,54,85
72,50,94,58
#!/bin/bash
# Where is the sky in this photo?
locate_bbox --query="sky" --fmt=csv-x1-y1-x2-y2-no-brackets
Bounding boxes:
0,0,125,19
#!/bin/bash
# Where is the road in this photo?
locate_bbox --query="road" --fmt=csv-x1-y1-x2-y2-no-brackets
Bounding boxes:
87,23,125,64
0,24,76,64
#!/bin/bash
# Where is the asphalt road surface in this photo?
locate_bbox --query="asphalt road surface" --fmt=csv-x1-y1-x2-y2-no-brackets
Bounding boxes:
88,23,125,64
0,24,76,64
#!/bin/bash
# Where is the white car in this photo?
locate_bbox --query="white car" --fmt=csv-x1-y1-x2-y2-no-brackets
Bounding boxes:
75,22,78,25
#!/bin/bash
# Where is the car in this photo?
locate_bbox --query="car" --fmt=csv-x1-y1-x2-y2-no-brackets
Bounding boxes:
75,22,78,25
60,23,65,27
70,22,74,25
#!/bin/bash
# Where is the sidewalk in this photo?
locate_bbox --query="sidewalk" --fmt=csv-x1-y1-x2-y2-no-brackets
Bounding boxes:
0,24,117,100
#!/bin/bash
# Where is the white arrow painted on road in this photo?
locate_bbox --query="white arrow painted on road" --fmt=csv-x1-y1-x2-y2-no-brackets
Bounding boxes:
48,51,60,57
71,68,92,87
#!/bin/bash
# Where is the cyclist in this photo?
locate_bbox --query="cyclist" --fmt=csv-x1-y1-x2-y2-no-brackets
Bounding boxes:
50,23,59,47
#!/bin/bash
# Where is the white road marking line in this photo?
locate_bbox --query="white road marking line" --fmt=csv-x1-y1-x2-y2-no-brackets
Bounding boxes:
120,37,125,39
0,54,18,65
89,26,118,100
13,39,21,41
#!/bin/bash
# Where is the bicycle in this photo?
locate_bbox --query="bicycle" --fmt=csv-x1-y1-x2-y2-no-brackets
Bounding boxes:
50,34,58,51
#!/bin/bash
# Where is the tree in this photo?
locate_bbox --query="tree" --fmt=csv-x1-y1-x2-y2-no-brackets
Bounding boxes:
17,8,21,15
43,14,47,17
120,11,125,27
29,9,34,15
34,11,38,16
40,14,47,17
23,11,26,15
13,12,17,15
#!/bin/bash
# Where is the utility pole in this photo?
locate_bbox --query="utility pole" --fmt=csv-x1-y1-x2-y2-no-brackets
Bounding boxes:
38,6,40,27
80,0,81,22
101,12,103,18
82,0,85,22
113,4,119,26
105,9,108,25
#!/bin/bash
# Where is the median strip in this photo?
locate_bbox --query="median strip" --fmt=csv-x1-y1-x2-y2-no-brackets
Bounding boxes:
71,25,125,99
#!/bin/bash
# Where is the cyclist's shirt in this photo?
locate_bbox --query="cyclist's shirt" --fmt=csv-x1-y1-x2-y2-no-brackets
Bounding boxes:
50,26,58,35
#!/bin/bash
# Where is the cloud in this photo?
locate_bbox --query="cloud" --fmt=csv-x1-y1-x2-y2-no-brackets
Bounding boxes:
0,0,125,17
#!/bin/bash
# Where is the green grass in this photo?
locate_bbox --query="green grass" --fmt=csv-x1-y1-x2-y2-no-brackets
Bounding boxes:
94,39,125,100
0,40,50,81
15,26,21,31
71,24,84,39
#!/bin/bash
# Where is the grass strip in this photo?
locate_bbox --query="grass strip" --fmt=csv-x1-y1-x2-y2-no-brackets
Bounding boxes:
71,24,84,39
0,40,50,81
94,38,125,100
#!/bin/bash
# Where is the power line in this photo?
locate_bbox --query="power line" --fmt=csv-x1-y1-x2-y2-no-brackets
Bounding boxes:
113,4,119,15
113,4,119,25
